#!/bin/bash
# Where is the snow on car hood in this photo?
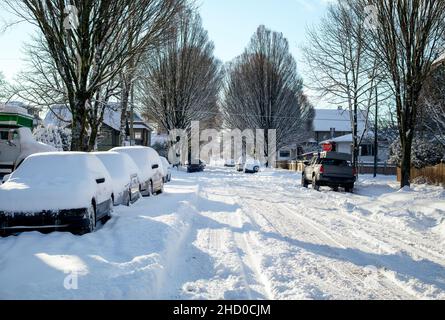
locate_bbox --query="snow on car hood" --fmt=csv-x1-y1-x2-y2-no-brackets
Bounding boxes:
0,178,96,213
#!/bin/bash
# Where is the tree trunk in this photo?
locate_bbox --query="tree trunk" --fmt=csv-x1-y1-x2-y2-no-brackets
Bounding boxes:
400,134,413,188
88,124,99,152
70,97,89,151
119,79,131,146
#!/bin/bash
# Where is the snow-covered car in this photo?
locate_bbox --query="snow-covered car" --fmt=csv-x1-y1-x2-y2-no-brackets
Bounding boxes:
0,126,55,175
0,152,114,236
93,152,141,206
244,158,261,173
111,146,164,196
186,159,206,173
235,157,245,172
224,159,235,167
160,156,172,183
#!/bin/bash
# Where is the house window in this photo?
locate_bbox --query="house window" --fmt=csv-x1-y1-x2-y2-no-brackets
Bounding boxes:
0,131,8,140
280,150,291,158
134,131,142,140
361,144,374,156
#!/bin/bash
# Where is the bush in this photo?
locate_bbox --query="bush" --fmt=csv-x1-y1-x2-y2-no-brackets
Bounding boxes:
389,136,444,168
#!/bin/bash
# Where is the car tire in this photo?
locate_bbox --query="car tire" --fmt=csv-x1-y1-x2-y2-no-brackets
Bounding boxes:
332,186,339,192
141,182,150,197
82,203,96,234
302,175,309,188
149,180,154,196
312,179,320,191
126,189,132,206
345,184,354,193
103,197,114,221
157,180,164,195
253,166,259,173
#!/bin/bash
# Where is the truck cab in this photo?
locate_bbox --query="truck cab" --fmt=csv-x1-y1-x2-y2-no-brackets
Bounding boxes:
0,104,55,179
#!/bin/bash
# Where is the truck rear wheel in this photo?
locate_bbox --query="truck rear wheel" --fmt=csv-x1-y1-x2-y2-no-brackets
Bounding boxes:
344,184,354,193
312,179,320,191
301,175,308,188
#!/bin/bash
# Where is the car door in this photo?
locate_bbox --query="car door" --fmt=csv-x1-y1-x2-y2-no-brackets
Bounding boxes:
0,129,21,172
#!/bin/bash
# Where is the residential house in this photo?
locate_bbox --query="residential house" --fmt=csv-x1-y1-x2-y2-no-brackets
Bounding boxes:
44,103,152,151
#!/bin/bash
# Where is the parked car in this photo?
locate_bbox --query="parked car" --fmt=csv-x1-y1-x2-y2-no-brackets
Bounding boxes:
93,152,141,206
111,146,164,196
302,151,356,192
0,126,55,175
186,159,206,173
0,152,114,236
244,158,261,173
160,156,172,183
224,159,235,167
235,157,245,172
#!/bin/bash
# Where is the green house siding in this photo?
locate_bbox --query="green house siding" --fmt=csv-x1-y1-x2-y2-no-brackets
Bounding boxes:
0,113,34,128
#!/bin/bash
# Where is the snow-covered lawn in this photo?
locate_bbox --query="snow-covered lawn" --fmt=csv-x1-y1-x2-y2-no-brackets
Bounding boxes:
1,167,444,300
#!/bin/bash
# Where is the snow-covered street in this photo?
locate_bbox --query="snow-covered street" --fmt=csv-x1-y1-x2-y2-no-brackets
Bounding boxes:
1,167,445,300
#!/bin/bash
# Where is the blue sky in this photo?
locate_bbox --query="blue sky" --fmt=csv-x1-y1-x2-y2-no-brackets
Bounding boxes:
0,0,332,102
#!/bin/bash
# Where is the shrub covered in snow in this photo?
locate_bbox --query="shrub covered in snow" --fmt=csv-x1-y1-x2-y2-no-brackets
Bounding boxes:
33,125,72,151
389,136,444,168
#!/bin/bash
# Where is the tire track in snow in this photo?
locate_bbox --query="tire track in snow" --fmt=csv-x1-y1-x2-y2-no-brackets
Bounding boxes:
237,196,407,299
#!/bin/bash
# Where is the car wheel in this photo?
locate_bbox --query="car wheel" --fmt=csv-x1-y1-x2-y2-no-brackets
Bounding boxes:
126,189,132,206
149,180,154,196
254,166,259,173
345,184,354,193
157,180,164,194
312,179,320,191
83,203,96,234
332,186,339,192
140,182,150,197
104,197,114,221
302,175,309,188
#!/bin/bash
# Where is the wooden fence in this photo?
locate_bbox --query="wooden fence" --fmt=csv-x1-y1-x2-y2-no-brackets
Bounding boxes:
397,163,445,185
275,160,397,176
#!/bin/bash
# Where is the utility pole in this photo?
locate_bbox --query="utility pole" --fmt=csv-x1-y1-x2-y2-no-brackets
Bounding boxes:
374,85,378,178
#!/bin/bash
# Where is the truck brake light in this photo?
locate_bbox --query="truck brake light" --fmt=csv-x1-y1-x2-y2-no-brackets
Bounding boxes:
319,165,324,174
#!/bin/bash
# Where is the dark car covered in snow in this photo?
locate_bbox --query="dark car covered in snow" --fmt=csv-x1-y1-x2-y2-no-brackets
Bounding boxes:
0,152,114,236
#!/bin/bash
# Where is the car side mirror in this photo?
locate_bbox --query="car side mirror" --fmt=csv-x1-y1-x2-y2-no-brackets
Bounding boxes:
152,164,159,170
2,174,11,184
96,178,106,184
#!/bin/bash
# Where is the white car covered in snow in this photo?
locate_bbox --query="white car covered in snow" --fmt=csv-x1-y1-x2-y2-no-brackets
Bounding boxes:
160,156,172,183
0,152,114,236
244,158,261,174
111,146,164,196
93,152,141,206
0,127,55,175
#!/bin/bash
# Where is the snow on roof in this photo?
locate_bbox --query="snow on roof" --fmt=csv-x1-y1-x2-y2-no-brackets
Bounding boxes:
0,102,32,118
313,108,366,132
43,104,149,131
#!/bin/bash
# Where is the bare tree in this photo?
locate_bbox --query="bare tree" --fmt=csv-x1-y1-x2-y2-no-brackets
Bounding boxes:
138,9,222,134
4,0,185,151
0,72,9,102
419,62,445,147
222,25,314,164
356,0,445,187
303,0,384,170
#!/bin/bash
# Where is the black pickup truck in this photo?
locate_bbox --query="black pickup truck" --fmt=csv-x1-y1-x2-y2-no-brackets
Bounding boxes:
302,152,356,192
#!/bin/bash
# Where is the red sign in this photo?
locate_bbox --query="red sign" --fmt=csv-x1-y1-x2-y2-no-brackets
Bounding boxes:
322,143,334,152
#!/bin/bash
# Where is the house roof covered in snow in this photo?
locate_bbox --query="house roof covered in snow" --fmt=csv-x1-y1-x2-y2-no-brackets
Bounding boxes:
313,108,366,133
44,103,151,131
